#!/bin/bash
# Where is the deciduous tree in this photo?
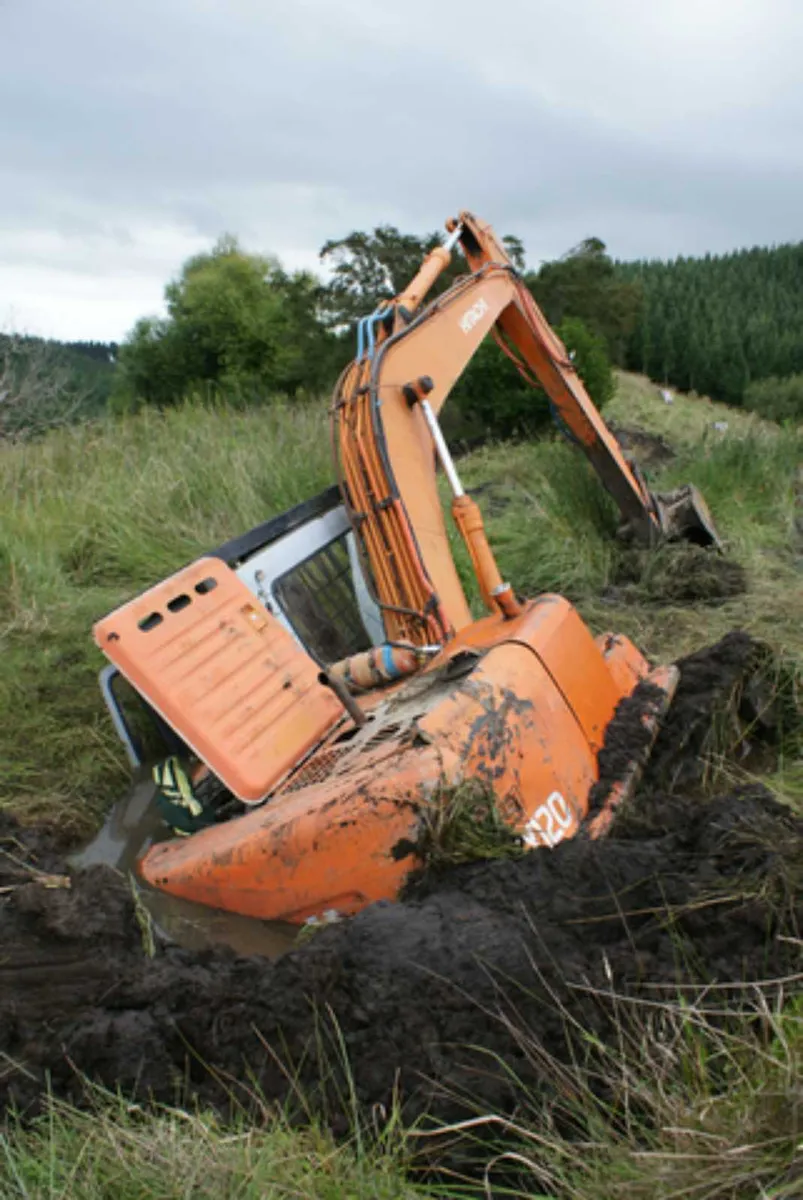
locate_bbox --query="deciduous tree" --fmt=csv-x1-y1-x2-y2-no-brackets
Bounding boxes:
113,237,334,409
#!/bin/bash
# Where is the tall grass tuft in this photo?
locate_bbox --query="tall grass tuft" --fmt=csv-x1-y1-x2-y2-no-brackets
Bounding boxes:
417,988,803,1199
413,780,526,872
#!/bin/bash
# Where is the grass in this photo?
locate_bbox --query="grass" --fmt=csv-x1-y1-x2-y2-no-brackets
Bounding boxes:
1,371,801,1196
411,780,526,873
420,986,803,1197
0,1100,426,1199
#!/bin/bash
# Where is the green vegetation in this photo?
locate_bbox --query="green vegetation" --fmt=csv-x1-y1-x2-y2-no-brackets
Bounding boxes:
620,241,803,406
744,371,803,422
449,313,615,441
412,781,525,873
531,235,641,362
556,315,615,408
0,334,114,441
0,1101,424,1199
318,222,526,328
111,237,338,411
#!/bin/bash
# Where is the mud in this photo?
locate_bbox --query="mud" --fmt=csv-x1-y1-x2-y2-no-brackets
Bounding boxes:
67,776,298,958
586,680,666,817
644,630,779,790
0,811,68,882
587,631,781,819
608,423,675,467
2,781,801,1136
608,543,747,605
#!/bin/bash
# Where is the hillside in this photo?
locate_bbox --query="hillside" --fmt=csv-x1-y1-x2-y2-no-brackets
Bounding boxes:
0,333,116,440
1,371,800,823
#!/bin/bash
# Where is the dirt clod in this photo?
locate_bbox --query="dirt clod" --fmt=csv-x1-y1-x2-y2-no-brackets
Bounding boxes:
609,424,675,467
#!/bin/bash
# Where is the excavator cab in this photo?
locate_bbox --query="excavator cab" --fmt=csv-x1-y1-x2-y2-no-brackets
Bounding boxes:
97,485,384,772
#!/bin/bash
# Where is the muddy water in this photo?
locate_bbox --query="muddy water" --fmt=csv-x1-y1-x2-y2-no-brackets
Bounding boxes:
69,773,298,960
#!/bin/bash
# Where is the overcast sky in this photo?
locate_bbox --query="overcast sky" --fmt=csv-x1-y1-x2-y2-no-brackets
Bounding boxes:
1,0,801,341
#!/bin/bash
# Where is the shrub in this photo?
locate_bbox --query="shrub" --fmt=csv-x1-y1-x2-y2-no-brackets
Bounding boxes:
743,373,803,423
557,315,615,410
111,237,338,410
450,316,614,441
449,337,551,439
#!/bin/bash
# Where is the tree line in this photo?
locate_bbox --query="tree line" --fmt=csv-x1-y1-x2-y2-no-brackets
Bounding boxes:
108,228,624,438
619,243,803,412
5,225,801,442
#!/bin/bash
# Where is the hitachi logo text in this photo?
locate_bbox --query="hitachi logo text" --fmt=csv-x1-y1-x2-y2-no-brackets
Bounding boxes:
459,297,489,334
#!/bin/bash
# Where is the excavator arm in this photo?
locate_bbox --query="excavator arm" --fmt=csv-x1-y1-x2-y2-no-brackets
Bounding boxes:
333,211,720,646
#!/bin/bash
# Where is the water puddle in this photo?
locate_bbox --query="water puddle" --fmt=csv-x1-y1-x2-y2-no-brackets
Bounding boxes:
70,772,298,960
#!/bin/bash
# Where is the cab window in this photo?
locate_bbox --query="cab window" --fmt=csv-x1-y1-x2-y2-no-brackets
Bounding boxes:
273,533,373,665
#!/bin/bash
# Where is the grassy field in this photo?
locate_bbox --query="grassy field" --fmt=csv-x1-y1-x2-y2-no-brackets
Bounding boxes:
1,371,801,1196
1,371,800,829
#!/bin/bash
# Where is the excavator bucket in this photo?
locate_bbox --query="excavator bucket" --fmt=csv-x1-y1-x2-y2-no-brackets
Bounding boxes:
652,484,722,549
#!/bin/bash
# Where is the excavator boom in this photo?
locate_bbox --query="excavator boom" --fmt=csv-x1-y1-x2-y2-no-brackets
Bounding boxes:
333,211,719,644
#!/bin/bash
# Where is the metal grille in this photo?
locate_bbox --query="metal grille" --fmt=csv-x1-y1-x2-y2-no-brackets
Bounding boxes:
276,745,351,795
274,534,371,665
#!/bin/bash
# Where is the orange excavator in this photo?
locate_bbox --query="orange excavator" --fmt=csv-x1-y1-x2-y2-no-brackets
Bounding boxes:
93,212,719,925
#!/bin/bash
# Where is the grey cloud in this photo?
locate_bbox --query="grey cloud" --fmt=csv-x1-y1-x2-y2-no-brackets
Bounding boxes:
1,0,801,338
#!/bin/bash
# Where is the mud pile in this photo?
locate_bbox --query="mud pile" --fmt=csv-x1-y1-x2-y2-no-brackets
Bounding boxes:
608,424,675,467
2,781,801,1131
589,630,778,817
608,543,747,604
645,630,786,788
